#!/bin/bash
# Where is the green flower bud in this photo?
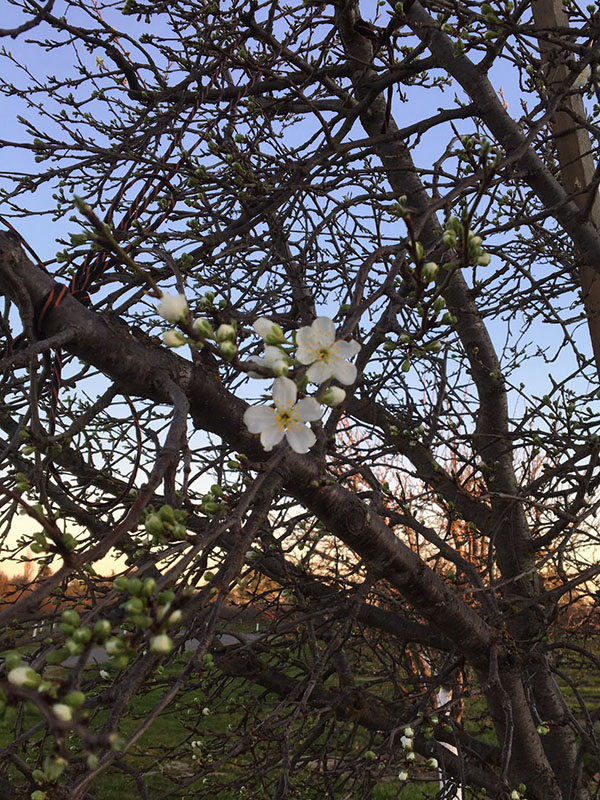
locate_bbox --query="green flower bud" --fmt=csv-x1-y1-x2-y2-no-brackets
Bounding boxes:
61,609,80,628
128,577,143,596
215,323,236,342
144,514,164,537
59,623,75,637
171,523,187,539
66,640,85,656
319,386,346,407
113,576,129,592
4,651,23,671
93,620,112,641
105,638,125,656
142,578,157,597
193,317,214,338
124,597,145,615
218,340,237,361
87,753,99,770
422,261,439,282
63,690,85,707
159,504,175,524
72,627,91,644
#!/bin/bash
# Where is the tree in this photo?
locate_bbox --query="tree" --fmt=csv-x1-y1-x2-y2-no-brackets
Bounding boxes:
1,0,600,797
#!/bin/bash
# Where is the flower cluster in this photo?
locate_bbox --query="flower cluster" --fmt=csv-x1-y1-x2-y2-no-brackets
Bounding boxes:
243,316,360,454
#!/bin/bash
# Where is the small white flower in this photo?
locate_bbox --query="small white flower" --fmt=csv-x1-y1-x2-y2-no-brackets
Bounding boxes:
401,735,413,751
52,703,72,722
100,670,110,680
296,317,360,385
202,707,211,716
406,751,416,762
156,292,188,322
425,757,438,769
253,317,285,344
243,377,322,454
398,770,408,781
8,666,40,689
319,386,346,407
150,634,173,654
510,792,520,800
403,726,414,738
163,330,187,348
168,610,183,627
249,346,289,378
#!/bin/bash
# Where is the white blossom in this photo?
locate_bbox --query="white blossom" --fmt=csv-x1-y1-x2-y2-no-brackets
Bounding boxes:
52,703,73,722
8,666,40,689
156,292,188,322
163,330,186,348
398,770,408,781
150,634,173,654
243,376,322,453
249,345,289,378
296,317,360,385
253,317,285,344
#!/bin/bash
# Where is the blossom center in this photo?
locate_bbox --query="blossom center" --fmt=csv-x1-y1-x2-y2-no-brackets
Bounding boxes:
276,406,300,431
317,346,332,362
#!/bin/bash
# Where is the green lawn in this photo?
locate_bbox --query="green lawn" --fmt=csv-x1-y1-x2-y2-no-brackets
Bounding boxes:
1,664,443,799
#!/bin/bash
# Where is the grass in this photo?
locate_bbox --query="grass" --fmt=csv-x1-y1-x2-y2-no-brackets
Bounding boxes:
0,662,444,799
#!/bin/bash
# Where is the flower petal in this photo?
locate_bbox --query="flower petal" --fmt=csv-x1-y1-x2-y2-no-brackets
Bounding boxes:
263,346,288,375
272,376,297,407
312,317,336,343
297,397,322,422
285,425,316,454
253,317,275,340
332,359,357,385
156,293,188,322
261,424,285,451
306,361,334,384
333,339,361,359
295,327,314,363
243,405,276,433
